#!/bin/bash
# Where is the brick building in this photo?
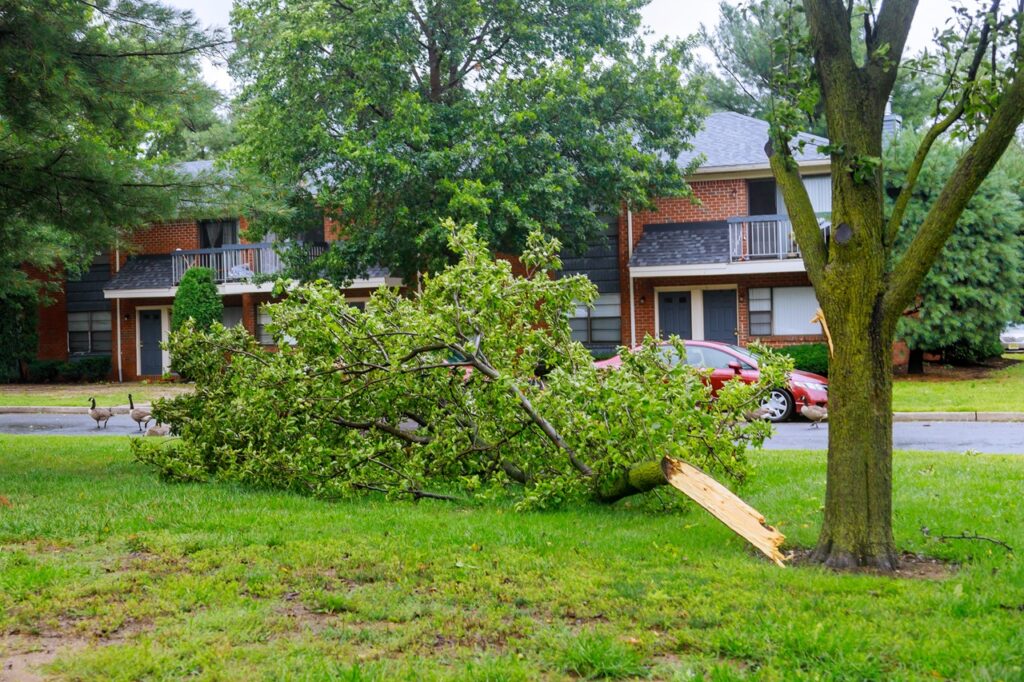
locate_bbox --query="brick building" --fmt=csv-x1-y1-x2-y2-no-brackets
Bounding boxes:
30,114,847,382
31,161,400,381
565,112,833,351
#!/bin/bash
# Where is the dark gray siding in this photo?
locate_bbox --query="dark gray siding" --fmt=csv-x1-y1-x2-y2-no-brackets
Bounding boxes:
559,221,620,294
66,255,112,313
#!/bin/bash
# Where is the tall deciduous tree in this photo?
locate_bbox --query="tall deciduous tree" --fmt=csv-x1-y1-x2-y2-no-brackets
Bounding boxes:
229,0,705,282
764,0,1024,569
0,0,227,297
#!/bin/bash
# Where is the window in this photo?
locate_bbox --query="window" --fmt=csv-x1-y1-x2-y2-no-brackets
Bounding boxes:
255,307,297,345
199,219,240,249
222,306,243,329
748,288,773,336
255,308,273,345
569,293,621,345
68,311,112,355
747,286,820,336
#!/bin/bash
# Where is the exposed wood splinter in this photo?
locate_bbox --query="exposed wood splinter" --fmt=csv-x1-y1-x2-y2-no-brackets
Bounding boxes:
661,456,786,567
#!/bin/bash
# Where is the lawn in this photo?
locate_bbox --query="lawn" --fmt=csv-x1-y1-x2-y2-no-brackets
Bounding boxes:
1,437,1022,681
0,383,191,408
893,356,1024,413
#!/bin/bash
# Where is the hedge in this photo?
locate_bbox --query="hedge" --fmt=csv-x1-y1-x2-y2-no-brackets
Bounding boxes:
776,343,829,377
26,355,111,383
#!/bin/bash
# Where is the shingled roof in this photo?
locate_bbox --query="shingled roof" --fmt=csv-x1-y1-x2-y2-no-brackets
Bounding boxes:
104,255,174,291
628,222,730,269
676,111,829,171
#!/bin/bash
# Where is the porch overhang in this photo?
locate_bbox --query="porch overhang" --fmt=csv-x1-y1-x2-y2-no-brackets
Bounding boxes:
103,275,404,300
629,259,808,278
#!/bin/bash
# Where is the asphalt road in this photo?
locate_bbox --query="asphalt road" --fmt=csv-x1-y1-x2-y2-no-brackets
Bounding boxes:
0,412,1021,454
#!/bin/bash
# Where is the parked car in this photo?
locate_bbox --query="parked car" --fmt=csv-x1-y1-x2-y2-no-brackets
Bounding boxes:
1001,323,1024,353
594,340,828,422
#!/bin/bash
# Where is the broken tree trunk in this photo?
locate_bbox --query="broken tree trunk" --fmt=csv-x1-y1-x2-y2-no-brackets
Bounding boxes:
660,456,787,567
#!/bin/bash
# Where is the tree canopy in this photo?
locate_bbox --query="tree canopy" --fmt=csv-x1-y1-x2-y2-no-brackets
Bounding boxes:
228,0,705,283
0,0,226,297
888,134,1024,363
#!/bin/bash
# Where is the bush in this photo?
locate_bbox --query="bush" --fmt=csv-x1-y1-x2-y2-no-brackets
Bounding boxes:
942,335,1005,365
171,268,222,333
0,290,38,382
777,343,829,377
25,355,111,383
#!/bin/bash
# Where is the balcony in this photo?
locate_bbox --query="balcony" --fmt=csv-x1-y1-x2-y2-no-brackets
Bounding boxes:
727,214,830,262
170,242,328,285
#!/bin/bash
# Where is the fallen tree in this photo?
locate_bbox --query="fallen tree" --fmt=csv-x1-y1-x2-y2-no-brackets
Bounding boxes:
134,222,791,514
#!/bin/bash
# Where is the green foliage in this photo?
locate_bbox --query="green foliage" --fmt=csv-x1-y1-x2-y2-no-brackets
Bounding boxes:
25,356,111,383
776,343,829,377
0,0,225,297
0,290,38,382
136,223,789,508
171,268,223,333
888,134,1024,358
229,0,706,282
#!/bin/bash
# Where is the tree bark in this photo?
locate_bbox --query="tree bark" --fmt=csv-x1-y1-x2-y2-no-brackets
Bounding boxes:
810,303,899,570
907,348,924,375
593,460,668,503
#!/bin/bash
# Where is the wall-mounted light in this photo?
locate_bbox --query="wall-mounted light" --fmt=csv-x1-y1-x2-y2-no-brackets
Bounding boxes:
639,295,646,305
123,313,132,321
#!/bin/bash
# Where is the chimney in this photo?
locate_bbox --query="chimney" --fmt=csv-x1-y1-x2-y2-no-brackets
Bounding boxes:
882,99,903,144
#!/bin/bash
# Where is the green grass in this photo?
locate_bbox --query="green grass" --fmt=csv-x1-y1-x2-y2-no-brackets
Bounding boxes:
1,436,1022,680
0,383,190,407
893,357,1024,412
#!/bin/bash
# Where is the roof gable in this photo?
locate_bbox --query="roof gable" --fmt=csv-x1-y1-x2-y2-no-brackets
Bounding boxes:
677,111,829,172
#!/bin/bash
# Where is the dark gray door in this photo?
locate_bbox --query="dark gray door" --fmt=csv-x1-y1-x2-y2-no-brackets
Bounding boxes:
139,310,163,376
658,292,692,340
703,290,737,344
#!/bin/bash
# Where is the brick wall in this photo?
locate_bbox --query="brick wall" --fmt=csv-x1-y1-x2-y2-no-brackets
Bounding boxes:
25,265,70,361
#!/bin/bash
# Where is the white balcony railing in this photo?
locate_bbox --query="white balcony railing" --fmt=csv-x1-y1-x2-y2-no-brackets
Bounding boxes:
171,242,328,285
727,214,830,262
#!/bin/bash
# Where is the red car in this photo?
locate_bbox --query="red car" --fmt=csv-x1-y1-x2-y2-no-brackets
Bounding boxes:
594,340,828,422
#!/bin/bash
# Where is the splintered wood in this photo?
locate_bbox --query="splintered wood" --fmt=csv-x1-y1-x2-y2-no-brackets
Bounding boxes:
661,456,787,567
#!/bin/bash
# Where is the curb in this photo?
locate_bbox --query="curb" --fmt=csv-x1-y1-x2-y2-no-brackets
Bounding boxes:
892,411,1024,423
0,405,142,415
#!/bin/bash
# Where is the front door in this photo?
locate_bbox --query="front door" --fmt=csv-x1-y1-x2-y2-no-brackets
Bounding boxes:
703,290,738,344
139,310,164,376
658,292,692,340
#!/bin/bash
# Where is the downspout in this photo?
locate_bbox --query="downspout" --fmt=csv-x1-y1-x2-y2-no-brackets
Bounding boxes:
627,208,636,347
115,245,123,383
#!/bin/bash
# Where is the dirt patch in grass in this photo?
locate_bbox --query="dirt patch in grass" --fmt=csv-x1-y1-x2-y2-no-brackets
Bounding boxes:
2,619,149,681
788,550,956,579
899,358,1021,382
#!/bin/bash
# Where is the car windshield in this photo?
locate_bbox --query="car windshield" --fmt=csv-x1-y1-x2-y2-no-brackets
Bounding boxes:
725,344,759,367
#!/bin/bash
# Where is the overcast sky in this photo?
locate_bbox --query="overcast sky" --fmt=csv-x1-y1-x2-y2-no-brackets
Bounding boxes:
172,0,961,95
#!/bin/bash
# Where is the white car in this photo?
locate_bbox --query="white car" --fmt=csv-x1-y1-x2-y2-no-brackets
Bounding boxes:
1001,323,1024,353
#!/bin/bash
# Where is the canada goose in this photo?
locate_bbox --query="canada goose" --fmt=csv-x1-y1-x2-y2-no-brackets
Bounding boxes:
128,394,152,431
799,397,828,428
145,424,170,437
88,398,113,429
744,406,771,422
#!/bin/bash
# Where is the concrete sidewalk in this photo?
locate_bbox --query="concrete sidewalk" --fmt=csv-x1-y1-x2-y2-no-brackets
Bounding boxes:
1,405,1022,421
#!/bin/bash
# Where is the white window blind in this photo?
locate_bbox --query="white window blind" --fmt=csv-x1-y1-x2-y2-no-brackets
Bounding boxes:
772,287,820,335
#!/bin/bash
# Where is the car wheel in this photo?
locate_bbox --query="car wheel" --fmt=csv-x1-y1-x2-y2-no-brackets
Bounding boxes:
760,389,794,423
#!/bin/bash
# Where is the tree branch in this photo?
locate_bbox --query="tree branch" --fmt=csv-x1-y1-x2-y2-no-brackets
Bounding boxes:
885,65,1024,318
884,0,999,245
769,149,828,287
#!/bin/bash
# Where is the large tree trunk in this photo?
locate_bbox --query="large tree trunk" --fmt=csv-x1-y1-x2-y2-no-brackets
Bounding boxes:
811,304,898,570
